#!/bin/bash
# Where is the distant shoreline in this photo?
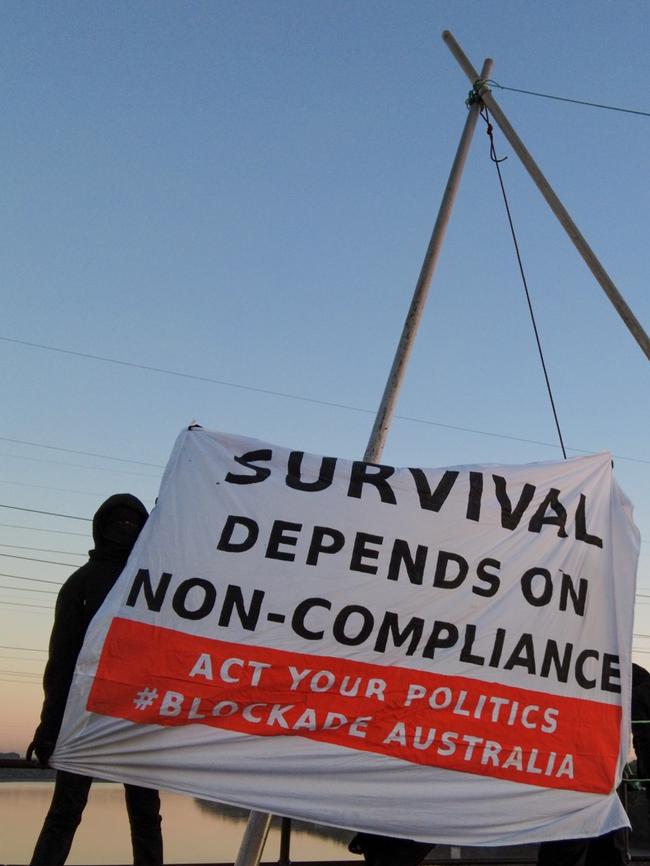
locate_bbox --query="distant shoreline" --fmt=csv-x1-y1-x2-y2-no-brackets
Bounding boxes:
0,768,56,781
0,753,56,781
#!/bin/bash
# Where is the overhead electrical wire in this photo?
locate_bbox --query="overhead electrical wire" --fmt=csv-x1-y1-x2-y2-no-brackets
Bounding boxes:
0,645,47,652
0,543,85,557
0,433,163,469
0,653,46,661
0,450,161,479
4,574,650,603
0,504,90,521
0,479,110,497
0,552,78,567
0,584,57,594
0,522,87,537
0,600,53,610
486,79,650,118
1,337,648,465
0,668,42,677
0,573,63,586
0,496,645,543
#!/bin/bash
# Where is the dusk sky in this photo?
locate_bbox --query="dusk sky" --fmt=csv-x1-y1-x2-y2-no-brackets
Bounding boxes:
1,0,648,755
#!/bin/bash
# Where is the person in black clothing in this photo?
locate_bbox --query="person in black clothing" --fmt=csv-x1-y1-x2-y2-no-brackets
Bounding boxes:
27,493,163,866
536,828,627,866
632,662,650,803
348,832,434,866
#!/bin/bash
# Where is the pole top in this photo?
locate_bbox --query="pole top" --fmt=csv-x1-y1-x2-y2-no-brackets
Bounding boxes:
442,30,494,83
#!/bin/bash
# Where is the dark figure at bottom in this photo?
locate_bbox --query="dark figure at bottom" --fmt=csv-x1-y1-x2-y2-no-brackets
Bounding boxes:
536,828,627,866
632,663,650,817
27,494,163,866
349,832,434,866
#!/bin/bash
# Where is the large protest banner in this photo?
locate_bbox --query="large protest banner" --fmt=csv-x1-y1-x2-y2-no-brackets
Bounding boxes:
53,426,640,845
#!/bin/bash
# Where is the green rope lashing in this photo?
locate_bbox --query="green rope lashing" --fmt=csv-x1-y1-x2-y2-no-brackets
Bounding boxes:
465,79,491,108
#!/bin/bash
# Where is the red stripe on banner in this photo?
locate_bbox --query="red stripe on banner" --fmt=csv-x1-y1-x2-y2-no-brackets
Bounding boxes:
87,618,621,794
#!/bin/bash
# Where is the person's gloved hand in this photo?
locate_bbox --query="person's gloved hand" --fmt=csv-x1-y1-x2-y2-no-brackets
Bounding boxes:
26,735,55,768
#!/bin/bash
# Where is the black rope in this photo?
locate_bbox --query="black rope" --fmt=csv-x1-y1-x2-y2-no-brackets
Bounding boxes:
478,105,568,460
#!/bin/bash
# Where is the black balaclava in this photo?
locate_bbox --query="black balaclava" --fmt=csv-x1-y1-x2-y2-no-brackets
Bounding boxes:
91,493,149,560
102,505,146,547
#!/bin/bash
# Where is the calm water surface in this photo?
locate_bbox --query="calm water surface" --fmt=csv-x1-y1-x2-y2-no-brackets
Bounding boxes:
1,782,351,865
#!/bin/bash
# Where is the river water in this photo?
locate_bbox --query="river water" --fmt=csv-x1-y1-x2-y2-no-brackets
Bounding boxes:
0,782,352,865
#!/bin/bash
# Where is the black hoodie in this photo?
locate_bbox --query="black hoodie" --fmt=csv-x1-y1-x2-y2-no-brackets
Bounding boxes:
33,493,148,750
632,663,650,782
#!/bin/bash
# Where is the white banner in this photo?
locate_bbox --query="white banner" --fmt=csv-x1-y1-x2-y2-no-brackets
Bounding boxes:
53,427,640,845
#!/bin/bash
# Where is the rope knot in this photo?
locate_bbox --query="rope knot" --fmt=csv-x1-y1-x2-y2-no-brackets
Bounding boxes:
479,106,507,164
465,78,491,108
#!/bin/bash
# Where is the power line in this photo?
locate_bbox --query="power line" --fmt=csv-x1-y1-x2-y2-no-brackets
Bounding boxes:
0,451,161,479
0,573,63,587
0,543,85,557
0,522,88,537
1,501,645,541
487,80,650,118
0,434,164,469
0,645,47,652
0,553,77,567
0,600,53,610
0,504,90,521
0,668,42,677
0,584,57,594
0,335,370,412
0,479,108,497
2,336,648,465
3,576,649,601
4,417,650,468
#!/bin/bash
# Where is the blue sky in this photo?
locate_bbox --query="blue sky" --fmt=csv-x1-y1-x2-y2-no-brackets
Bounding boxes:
1,0,648,752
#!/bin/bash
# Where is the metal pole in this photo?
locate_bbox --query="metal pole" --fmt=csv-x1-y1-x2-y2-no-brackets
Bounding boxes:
363,57,494,462
235,58,493,866
234,811,273,866
442,30,650,362
279,817,292,866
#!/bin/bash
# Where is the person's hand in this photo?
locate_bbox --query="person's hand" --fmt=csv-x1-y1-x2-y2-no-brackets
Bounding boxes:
26,736,55,768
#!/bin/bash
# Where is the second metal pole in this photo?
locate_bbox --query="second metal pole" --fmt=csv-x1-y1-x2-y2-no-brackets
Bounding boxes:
234,811,273,866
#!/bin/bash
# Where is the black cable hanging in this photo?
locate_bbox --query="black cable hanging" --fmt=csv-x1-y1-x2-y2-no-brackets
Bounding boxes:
478,104,568,460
